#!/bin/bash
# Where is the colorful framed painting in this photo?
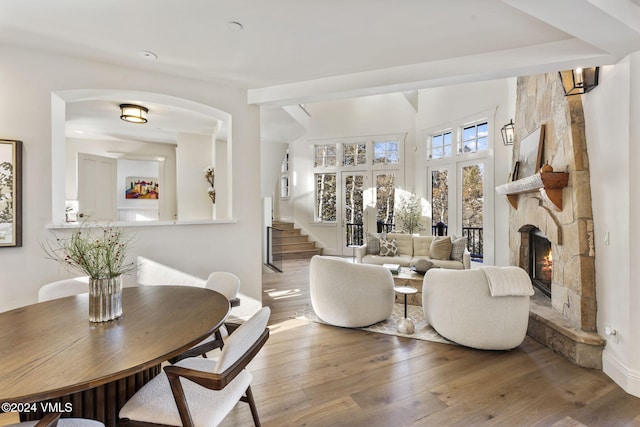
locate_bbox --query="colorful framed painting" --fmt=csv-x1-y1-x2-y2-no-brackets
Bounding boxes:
0,139,22,247
125,177,159,199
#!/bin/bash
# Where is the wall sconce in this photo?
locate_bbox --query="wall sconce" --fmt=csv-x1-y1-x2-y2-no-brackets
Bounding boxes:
558,67,599,96
119,104,148,124
501,119,515,145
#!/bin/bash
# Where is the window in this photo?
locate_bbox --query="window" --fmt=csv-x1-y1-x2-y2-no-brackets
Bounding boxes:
424,114,491,263
430,131,452,159
281,150,289,173
280,150,290,199
343,143,367,166
314,144,337,167
373,140,399,165
461,121,488,153
310,133,404,234
280,176,289,198
315,173,336,222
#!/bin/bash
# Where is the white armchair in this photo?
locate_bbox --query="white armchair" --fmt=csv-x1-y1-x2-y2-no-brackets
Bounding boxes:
422,268,531,350
309,255,395,328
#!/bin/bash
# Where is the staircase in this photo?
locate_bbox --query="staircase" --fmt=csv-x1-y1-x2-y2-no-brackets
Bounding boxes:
271,221,323,260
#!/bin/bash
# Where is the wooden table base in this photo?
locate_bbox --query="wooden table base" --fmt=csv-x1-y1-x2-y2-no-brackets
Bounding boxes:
21,365,161,427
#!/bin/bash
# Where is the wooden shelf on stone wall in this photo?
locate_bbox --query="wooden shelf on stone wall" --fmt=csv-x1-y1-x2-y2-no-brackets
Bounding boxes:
495,172,569,211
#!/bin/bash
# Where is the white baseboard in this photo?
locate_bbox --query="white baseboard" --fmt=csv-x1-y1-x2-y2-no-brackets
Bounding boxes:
603,350,640,397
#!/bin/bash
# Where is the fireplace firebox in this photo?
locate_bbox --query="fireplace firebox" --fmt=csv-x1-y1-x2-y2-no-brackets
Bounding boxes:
530,230,552,297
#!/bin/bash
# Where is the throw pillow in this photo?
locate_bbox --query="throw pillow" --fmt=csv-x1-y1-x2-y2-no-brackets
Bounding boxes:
379,237,398,257
450,235,466,262
365,232,381,255
430,236,452,260
411,258,434,274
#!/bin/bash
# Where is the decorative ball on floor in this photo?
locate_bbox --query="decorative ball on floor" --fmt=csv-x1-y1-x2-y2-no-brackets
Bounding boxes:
398,317,415,334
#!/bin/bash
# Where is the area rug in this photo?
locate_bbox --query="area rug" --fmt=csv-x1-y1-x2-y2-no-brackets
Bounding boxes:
294,303,453,345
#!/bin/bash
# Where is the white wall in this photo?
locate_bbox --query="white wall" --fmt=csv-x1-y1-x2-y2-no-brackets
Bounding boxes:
0,45,262,317
585,54,639,396
176,132,214,221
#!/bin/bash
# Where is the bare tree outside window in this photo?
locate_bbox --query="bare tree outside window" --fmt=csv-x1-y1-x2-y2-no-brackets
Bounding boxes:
343,143,366,166
376,174,395,224
314,145,337,167
345,174,365,224
462,164,483,228
316,173,337,222
431,170,448,227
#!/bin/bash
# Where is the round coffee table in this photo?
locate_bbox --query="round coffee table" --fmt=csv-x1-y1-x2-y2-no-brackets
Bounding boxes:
394,285,418,334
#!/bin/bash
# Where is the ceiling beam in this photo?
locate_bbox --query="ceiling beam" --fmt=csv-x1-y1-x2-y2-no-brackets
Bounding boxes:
503,0,640,58
248,38,613,107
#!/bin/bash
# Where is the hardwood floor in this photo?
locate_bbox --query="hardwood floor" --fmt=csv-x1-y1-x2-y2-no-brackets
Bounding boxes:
220,259,640,427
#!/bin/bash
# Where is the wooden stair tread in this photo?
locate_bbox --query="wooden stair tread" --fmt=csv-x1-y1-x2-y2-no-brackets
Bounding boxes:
270,221,322,260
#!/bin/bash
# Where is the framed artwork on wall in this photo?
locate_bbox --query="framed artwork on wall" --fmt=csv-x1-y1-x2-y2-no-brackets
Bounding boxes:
0,139,22,247
125,177,159,199
517,125,545,179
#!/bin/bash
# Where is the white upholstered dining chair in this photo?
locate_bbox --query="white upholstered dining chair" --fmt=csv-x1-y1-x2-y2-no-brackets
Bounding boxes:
119,306,270,427
205,271,240,303
37,277,90,302
8,412,104,427
169,271,242,363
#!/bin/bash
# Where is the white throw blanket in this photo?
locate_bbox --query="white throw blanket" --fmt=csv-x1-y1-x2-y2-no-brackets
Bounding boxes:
480,266,534,297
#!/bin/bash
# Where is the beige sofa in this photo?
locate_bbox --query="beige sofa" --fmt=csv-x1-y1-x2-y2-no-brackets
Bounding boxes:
355,232,470,270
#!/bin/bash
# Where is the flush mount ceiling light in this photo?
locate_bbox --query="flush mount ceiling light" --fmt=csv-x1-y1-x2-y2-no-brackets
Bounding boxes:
119,104,148,124
501,119,515,145
559,67,600,96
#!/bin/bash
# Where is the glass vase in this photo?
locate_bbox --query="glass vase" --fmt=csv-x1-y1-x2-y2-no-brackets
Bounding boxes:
89,276,123,322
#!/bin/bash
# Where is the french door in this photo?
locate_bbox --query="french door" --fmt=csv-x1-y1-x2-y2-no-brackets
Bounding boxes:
428,165,453,235
427,160,485,261
339,170,399,255
340,171,367,254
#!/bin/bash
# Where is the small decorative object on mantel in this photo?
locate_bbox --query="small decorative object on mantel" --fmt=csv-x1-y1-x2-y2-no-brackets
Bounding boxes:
42,224,136,323
204,166,215,203
540,162,554,173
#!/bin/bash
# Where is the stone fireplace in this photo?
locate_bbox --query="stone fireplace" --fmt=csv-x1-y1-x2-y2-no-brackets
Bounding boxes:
508,73,605,368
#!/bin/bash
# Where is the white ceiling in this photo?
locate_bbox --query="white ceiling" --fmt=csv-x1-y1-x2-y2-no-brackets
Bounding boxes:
2,0,640,144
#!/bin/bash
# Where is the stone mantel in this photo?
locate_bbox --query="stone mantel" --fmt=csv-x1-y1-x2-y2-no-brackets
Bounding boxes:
496,172,569,211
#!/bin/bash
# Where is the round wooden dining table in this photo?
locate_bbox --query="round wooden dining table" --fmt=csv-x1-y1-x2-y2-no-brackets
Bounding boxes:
0,286,229,427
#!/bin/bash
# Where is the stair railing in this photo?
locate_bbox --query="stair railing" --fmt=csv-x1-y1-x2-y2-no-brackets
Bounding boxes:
266,226,283,272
